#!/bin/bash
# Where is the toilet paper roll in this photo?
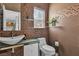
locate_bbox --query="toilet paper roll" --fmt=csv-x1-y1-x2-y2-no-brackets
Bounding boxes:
55,41,59,46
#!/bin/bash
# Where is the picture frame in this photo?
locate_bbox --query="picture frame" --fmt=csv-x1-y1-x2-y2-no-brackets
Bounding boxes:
34,7,45,28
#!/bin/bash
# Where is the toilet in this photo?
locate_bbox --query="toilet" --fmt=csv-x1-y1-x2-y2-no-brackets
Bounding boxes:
37,38,56,56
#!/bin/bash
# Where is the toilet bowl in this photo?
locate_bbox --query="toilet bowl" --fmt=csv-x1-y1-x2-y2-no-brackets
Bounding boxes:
40,45,55,56
37,38,56,56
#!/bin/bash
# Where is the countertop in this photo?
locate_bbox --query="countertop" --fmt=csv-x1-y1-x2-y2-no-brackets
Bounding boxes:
0,39,39,51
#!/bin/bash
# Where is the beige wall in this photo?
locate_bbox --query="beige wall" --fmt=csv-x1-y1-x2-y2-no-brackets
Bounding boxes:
0,3,21,11
49,3,79,56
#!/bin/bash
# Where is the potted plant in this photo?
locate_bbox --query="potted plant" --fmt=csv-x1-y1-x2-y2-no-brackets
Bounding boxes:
49,16,59,26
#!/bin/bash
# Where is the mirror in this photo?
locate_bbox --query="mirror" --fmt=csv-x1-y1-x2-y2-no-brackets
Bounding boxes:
0,3,21,31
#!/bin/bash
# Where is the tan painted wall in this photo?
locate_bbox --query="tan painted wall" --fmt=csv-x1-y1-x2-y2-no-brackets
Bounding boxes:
0,3,21,11
49,3,79,56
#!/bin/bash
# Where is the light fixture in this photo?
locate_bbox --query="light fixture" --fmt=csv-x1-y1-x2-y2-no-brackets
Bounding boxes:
26,16,33,21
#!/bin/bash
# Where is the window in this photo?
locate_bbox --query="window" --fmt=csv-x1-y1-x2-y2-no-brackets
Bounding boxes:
34,7,45,28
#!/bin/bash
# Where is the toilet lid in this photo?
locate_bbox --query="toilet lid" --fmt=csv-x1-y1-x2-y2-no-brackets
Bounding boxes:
42,45,55,52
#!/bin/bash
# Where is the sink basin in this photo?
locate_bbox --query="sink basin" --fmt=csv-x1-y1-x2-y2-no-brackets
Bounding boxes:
0,35,25,45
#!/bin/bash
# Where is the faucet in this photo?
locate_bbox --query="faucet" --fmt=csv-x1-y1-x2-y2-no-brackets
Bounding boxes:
24,34,27,40
11,31,14,38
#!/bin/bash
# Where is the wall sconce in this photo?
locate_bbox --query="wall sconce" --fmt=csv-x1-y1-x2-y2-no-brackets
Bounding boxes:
26,16,33,21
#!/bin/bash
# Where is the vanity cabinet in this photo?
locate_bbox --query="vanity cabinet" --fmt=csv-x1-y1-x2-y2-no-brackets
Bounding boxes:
0,46,23,56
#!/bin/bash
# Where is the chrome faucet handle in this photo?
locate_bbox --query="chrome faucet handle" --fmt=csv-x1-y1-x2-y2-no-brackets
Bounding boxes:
11,31,14,37
24,34,27,40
